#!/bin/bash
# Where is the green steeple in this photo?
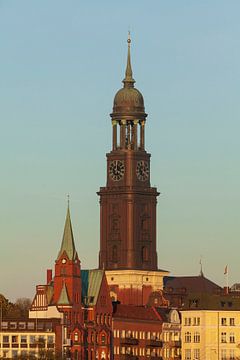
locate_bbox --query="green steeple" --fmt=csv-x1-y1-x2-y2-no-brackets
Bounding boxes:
57,282,70,305
57,203,77,261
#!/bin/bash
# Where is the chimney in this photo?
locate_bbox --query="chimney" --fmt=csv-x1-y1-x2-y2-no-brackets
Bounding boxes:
47,269,52,284
223,286,229,295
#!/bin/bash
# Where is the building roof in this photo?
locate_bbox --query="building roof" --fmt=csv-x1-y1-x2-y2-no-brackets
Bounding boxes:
113,304,162,322
155,307,171,322
81,269,104,306
57,282,70,305
57,205,77,261
182,292,240,311
164,275,221,294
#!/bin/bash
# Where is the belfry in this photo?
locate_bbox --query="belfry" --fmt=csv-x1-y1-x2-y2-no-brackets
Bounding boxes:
98,35,168,305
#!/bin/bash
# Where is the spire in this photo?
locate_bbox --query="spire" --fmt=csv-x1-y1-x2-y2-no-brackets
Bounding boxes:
123,32,135,88
199,258,204,277
57,199,77,261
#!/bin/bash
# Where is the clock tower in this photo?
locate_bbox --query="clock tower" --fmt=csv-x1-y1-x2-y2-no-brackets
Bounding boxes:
98,36,168,304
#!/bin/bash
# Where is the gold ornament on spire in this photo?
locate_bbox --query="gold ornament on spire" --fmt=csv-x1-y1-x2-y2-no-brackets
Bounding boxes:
123,31,135,87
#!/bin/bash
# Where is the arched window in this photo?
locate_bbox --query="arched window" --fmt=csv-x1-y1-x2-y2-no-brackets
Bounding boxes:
142,246,149,262
112,246,118,263
185,332,191,343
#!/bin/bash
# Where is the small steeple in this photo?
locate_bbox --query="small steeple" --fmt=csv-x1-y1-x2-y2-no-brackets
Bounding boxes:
122,32,135,88
57,198,77,261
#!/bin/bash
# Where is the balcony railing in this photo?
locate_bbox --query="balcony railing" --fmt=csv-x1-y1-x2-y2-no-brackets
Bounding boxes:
120,355,138,360
146,339,163,347
120,337,139,345
167,340,181,347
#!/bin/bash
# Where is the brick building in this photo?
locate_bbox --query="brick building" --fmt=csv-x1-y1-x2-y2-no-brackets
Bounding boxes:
29,205,112,359
112,303,163,360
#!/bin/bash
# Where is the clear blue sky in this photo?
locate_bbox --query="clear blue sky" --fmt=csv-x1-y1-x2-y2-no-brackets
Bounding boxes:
0,0,239,301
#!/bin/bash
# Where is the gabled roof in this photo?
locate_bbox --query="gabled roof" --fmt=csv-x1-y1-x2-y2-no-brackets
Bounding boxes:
164,275,221,294
81,270,104,306
57,283,70,305
57,206,77,261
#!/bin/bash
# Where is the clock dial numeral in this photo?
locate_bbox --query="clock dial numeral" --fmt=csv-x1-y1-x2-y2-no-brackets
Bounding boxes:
109,160,125,181
136,161,149,181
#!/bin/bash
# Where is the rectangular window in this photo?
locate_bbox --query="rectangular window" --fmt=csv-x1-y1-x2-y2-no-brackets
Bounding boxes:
9,322,17,329
27,322,35,330
21,336,27,344
193,317,200,325
12,336,18,343
230,349,235,360
3,336,9,343
37,322,44,330
229,332,235,343
221,349,226,360
18,322,26,330
12,350,18,358
30,335,36,344
185,349,191,360
1,322,8,330
185,332,191,343
221,332,227,343
230,318,235,326
184,317,191,326
193,349,200,360
193,332,200,343
47,336,54,344
221,318,227,326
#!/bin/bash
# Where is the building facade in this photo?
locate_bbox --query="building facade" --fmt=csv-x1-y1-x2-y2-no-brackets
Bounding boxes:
160,309,181,360
112,303,163,360
181,293,240,360
0,318,59,359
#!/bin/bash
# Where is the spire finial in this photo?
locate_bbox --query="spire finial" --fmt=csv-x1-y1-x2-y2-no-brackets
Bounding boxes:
67,194,70,208
199,257,204,277
123,32,135,87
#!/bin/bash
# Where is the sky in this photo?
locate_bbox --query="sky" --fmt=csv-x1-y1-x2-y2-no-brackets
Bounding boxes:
0,0,239,301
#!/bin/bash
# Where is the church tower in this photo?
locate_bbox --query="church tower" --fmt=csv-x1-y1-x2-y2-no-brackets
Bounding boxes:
53,204,82,311
98,36,168,305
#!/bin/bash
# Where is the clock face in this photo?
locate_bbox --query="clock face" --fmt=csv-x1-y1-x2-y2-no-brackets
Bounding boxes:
109,160,125,181
62,258,67,264
136,161,149,181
